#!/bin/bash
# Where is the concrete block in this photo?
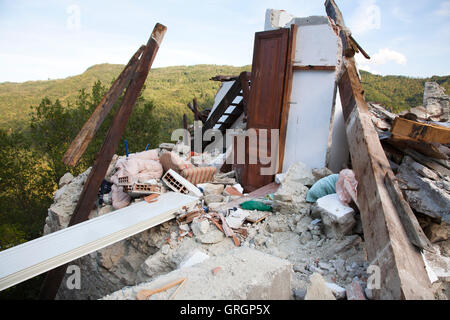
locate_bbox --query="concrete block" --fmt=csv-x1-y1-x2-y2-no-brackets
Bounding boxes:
102,247,292,300
314,193,355,239
162,169,202,197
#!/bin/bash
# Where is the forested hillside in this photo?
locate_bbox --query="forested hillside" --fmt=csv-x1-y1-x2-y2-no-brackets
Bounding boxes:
0,64,249,131
360,70,450,113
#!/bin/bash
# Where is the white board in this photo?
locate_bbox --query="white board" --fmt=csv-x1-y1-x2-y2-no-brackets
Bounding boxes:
283,70,336,171
282,20,348,173
0,192,198,291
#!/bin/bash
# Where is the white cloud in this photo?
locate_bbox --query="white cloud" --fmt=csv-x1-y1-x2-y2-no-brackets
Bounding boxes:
371,48,407,65
435,1,450,16
355,48,406,74
348,0,381,36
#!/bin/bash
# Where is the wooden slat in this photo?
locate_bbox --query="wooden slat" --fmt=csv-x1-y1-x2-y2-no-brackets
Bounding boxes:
62,45,145,167
391,117,450,144
326,0,434,300
278,24,297,174
293,65,336,71
39,23,167,300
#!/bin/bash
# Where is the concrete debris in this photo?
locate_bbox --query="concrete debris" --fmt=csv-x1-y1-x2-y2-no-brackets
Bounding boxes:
204,194,225,206
199,183,225,196
273,163,311,215
58,172,74,188
103,247,292,300
191,217,210,236
305,273,336,300
195,228,226,244
179,249,210,269
397,156,450,221
325,282,346,300
313,193,356,239
225,209,250,229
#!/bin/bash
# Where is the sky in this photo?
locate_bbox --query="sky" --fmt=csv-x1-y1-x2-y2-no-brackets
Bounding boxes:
0,0,449,82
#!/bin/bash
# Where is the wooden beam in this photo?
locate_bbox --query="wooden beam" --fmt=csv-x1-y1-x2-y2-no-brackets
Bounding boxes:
278,24,297,174
391,117,450,145
62,45,145,167
39,23,167,300
240,71,251,116
210,75,239,82
193,98,199,121
293,65,336,71
326,0,434,300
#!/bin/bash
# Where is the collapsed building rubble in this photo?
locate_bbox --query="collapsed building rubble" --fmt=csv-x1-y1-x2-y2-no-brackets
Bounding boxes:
0,0,449,301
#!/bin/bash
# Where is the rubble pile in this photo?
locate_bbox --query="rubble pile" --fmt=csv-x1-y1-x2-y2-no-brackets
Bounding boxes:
41,80,450,301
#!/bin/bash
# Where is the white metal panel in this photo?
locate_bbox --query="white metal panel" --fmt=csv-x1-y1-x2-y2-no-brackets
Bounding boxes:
0,192,198,291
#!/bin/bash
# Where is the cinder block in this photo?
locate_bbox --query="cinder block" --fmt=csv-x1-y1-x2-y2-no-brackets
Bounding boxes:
162,169,202,197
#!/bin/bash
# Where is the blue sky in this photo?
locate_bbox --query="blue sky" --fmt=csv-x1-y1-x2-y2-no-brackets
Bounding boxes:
0,0,449,82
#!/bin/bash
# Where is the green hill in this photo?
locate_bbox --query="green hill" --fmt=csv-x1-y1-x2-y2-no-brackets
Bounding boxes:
0,64,449,131
360,70,450,113
0,64,249,130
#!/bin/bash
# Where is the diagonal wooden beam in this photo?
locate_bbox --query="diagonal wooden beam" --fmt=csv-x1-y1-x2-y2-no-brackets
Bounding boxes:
62,45,146,167
39,23,167,300
326,0,434,300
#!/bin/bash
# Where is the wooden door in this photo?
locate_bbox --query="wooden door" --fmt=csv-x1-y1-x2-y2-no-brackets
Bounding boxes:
241,28,291,192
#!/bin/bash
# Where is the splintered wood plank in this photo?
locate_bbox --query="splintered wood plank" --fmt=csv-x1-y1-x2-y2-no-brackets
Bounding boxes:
326,0,434,300
391,117,450,145
62,45,145,167
278,24,297,174
39,23,167,300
